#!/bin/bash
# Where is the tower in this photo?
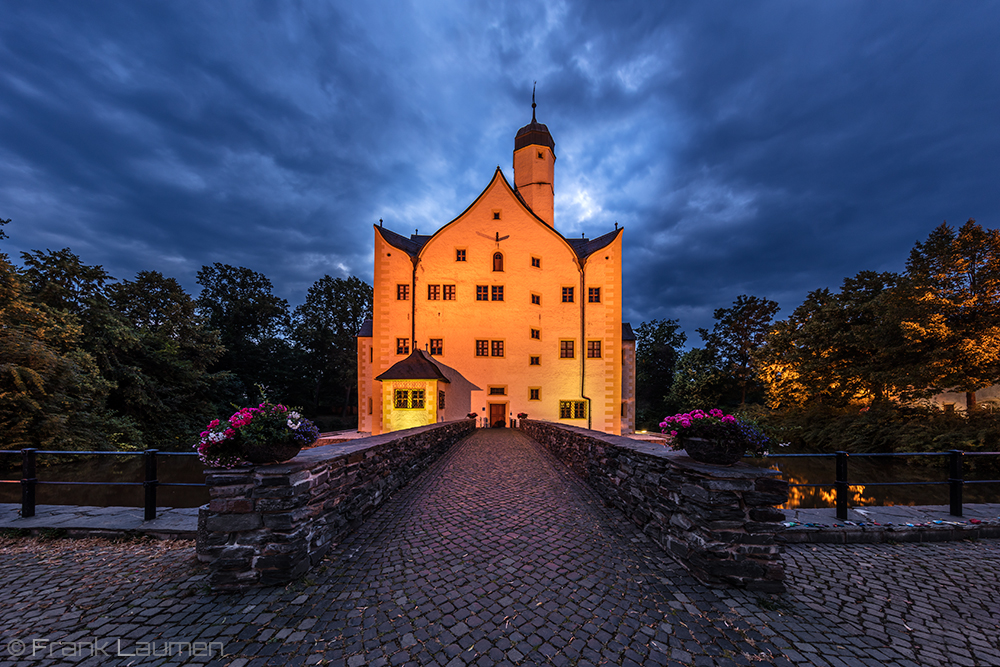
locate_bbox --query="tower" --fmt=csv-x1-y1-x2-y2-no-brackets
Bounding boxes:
513,88,555,227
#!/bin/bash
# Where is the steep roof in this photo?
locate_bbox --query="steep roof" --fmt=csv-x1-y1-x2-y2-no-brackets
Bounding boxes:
356,318,373,338
622,322,635,342
375,349,451,382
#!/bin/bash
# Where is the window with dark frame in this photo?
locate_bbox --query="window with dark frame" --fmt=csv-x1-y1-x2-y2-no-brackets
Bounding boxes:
397,284,409,300
588,287,601,303
475,340,489,356
428,284,440,300
529,388,540,400
493,211,501,220
530,328,540,340
491,285,504,301
587,340,602,358
531,293,541,305
456,249,466,261
395,390,408,409
439,391,445,410
411,390,425,409
443,284,456,300
476,285,488,301
396,338,409,355
560,340,574,358
429,338,443,355
491,340,504,357
530,356,540,365
531,257,541,268
562,286,574,303
573,401,586,419
489,386,506,395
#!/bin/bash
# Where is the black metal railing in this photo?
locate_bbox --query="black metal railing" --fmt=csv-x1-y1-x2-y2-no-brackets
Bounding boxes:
0,449,205,521
758,449,1000,520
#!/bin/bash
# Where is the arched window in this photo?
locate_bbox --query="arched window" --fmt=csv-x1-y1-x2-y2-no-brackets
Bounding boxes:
493,252,504,272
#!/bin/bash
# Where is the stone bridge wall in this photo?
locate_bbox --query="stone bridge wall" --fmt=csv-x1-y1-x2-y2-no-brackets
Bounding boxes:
197,419,476,590
519,420,789,593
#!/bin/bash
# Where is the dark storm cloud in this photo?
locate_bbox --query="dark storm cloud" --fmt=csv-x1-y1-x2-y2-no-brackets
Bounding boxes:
1,2,999,341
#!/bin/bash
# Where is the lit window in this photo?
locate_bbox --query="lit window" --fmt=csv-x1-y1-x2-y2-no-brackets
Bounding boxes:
530,356,540,366
429,338,443,355
531,293,541,305
411,390,425,409
562,287,574,303
456,249,466,261
428,284,440,300
587,340,602,358
443,284,456,300
395,390,409,409
531,328,540,340
493,252,504,271
491,340,504,357
492,285,504,301
588,287,601,303
529,388,540,401
396,338,409,355
559,401,572,419
559,401,586,419
560,340,575,359
531,257,541,268
475,340,489,356
476,285,488,301
397,284,409,300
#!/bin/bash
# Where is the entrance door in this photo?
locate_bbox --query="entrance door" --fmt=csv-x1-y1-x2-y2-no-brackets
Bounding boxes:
489,403,506,428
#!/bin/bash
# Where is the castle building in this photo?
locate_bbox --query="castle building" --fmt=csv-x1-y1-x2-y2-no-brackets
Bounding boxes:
357,103,636,435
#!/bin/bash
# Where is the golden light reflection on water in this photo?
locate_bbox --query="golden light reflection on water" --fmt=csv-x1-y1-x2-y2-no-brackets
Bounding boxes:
770,469,879,509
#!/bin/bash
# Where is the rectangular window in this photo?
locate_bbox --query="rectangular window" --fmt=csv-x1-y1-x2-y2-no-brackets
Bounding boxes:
530,356,540,366
587,340,602,358
438,391,445,410
429,338,443,355
491,340,504,357
488,386,506,395
531,257,541,268
476,285,488,301
443,284,456,300
559,401,587,419
562,286,574,303
491,285,504,301
530,328,540,340
397,284,410,300
559,401,572,419
411,390,425,409
475,340,489,357
529,388,540,401
396,338,409,355
573,401,586,419
428,284,440,300
588,287,601,303
395,390,409,409
368,397,373,415
456,249,466,261
531,293,541,305
560,340,575,359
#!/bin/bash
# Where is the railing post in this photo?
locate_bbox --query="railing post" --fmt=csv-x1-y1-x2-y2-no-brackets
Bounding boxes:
949,449,964,517
144,449,158,521
835,451,849,521
21,448,37,519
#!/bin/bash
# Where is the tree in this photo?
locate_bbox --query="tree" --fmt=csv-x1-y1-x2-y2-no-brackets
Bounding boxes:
633,319,686,426
291,276,373,419
901,220,1000,409
195,263,294,402
697,294,780,404
666,346,731,412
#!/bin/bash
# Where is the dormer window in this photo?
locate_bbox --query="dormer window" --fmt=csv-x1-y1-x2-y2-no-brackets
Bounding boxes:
493,252,504,272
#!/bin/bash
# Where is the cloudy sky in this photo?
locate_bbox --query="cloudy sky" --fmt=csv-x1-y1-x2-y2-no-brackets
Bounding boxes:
2,2,998,341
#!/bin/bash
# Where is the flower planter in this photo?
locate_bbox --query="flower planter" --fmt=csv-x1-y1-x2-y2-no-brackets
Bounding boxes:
678,436,745,465
241,440,303,465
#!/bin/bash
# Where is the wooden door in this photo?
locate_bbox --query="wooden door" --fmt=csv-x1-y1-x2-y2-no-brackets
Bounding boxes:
489,403,506,428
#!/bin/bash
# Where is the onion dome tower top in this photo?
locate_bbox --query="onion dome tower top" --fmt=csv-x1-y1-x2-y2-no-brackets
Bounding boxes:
514,84,555,154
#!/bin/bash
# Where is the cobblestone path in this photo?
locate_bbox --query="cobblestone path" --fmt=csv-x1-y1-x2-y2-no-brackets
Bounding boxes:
1,429,999,666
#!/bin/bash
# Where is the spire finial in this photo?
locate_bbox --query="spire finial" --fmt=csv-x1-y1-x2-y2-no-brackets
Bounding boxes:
531,81,537,122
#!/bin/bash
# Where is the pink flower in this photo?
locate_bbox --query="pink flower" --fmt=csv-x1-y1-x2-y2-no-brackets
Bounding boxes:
721,415,736,423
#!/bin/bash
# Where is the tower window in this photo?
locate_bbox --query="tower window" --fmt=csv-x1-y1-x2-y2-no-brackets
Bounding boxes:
562,287,574,303
530,328,540,340
530,356,540,366
428,284,440,300
493,252,504,272
443,284,456,300
587,340,602,358
397,284,410,300
491,285,504,301
531,257,541,268
560,340,575,359
396,338,410,355
429,338,443,355
588,287,601,303
537,151,544,159
493,211,501,220
531,293,541,305
456,249,466,261
476,285,488,301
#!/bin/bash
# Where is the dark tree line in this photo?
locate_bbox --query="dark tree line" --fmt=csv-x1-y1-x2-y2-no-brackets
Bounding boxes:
0,218,371,452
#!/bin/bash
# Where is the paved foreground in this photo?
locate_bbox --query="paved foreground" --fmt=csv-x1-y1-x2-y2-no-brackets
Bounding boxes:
1,429,999,666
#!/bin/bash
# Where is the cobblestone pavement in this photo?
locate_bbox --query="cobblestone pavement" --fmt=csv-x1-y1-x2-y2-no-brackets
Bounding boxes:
1,429,999,666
